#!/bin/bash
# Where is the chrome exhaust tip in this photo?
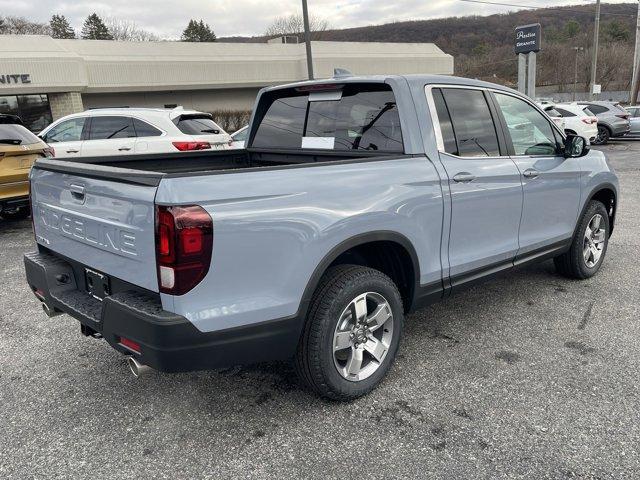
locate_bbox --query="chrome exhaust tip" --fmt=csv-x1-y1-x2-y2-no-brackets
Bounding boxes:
127,356,152,378
42,302,62,318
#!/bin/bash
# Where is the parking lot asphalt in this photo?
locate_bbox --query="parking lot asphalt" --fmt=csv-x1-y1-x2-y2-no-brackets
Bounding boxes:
1,143,639,480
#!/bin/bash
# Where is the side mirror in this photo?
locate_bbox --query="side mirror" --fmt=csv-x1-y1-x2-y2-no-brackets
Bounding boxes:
564,134,589,158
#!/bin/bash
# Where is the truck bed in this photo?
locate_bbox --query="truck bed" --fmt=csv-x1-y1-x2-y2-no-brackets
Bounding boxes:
34,148,400,183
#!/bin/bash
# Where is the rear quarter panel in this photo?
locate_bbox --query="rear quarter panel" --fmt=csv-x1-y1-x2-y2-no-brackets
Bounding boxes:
157,157,444,333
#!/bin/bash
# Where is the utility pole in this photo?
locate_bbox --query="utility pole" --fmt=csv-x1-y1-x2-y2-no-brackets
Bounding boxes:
590,0,601,99
630,0,640,105
573,46,584,102
301,0,314,80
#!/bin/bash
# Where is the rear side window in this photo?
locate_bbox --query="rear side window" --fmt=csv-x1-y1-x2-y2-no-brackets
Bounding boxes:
583,104,607,115
555,107,576,117
89,116,135,140
432,88,458,155
44,118,86,143
438,88,500,157
252,85,404,152
174,115,223,135
133,118,162,137
0,124,41,145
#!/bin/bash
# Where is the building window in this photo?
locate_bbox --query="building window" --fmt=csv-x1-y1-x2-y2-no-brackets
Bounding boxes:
0,94,53,132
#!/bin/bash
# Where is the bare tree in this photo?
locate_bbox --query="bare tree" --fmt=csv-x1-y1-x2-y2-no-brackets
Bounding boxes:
104,17,159,41
1,16,51,35
264,13,330,40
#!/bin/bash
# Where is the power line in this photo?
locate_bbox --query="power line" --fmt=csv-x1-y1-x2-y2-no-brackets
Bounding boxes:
457,0,636,18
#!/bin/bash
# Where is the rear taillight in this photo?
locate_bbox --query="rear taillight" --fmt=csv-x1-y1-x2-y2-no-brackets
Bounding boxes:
582,118,593,125
155,205,213,295
616,114,630,120
172,141,211,151
43,146,55,157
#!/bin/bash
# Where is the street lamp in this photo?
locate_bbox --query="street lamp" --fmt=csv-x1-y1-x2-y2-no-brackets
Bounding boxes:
573,46,584,102
302,0,314,80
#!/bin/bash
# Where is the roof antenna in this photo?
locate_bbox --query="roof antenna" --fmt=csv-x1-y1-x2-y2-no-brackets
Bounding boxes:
333,68,353,78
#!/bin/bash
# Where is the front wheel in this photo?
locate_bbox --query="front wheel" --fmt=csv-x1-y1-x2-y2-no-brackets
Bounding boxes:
294,265,404,400
554,200,610,279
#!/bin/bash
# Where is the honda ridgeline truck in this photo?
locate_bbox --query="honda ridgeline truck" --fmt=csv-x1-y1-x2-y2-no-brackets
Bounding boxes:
24,75,618,400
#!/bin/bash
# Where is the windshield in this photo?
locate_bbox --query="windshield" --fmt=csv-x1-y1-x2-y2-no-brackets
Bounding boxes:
0,124,42,145
175,115,224,135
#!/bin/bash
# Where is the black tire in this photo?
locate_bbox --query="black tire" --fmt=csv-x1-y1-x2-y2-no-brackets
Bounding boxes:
554,200,610,279
1,207,30,221
294,264,404,401
593,125,610,145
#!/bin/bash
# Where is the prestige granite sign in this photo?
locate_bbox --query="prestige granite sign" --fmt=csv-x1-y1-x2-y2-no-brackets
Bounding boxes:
0,74,31,85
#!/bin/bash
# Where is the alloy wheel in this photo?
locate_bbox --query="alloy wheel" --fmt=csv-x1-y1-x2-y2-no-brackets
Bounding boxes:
332,292,394,382
583,213,606,268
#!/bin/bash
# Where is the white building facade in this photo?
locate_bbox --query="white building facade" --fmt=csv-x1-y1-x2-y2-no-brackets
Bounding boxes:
0,35,454,131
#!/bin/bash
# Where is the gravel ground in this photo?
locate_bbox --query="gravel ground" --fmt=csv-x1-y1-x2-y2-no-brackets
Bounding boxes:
1,143,639,479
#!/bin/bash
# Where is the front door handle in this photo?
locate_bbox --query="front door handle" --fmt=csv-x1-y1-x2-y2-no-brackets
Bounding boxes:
523,168,539,179
452,172,476,183
118,147,132,151
66,149,79,154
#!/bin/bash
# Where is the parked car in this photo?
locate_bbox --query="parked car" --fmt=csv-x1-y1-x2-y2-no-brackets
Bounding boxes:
0,115,52,220
537,103,566,132
555,103,598,143
25,75,618,400
577,101,630,144
38,107,232,158
230,125,248,149
624,105,640,135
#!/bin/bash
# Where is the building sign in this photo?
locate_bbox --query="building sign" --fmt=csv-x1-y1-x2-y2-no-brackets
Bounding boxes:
0,74,31,85
515,24,541,54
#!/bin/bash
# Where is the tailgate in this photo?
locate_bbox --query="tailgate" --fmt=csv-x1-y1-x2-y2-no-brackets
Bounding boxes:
30,166,159,292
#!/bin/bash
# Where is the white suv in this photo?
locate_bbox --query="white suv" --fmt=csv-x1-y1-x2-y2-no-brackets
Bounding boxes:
38,107,232,158
555,103,598,143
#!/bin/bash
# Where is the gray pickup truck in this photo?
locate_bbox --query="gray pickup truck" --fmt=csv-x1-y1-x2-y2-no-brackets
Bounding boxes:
24,75,618,400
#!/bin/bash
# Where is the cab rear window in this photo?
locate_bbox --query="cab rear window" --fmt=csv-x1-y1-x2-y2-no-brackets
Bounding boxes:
252,84,404,153
0,124,42,145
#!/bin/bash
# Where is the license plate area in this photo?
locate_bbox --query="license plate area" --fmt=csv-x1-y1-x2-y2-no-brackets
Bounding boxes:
85,268,111,301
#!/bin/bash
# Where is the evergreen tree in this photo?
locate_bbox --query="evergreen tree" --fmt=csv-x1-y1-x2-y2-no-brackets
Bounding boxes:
81,13,113,40
603,20,630,43
181,19,216,42
0,17,6,34
50,14,76,39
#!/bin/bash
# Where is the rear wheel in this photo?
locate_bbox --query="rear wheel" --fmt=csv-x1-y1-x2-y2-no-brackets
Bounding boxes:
294,265,404,400
554,200,610,279
1,207,30,220
593,125,610,145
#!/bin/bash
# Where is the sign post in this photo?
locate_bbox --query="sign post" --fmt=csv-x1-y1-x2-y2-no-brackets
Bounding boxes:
515,24,541,97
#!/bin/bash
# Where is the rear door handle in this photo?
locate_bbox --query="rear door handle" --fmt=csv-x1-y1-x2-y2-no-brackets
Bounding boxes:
118,147,132,151
452,172,476,183
66,149,79,154
523,168,539,179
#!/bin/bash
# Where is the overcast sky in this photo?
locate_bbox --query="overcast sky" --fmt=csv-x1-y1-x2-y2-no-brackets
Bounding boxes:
0,0,633,38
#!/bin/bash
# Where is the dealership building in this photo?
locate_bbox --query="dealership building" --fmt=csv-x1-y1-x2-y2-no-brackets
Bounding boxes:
0,35,453,131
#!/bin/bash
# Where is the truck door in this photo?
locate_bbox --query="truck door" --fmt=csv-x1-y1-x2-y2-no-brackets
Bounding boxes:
428,86,523,290
491,92,581,258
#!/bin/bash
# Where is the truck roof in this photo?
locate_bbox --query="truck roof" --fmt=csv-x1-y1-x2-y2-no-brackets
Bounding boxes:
264,74,518,96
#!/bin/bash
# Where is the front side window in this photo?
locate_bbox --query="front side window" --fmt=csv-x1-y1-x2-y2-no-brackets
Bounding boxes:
89,116,135,140
44,118,86,143
495,93,559,156
252,85,404,153
439,88,500,157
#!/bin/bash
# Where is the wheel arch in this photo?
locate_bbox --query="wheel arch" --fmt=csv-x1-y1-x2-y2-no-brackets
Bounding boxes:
576,183,618,238
295,231,421,326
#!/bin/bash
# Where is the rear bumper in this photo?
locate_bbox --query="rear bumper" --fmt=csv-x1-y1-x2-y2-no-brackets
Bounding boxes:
24,250,300,372
609,122,630,137
0,194,29,212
